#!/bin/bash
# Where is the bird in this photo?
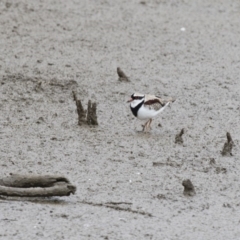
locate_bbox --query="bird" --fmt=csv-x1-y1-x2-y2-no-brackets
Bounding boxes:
127,93,175,132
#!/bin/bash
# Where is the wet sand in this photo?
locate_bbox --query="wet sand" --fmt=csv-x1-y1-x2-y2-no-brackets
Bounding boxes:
1,0,240,239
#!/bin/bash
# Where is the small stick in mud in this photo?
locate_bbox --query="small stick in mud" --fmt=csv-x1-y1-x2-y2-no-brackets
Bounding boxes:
182,179,196,196
72,90,77,101
117,67,130,82
76,98,87,125
221,132,233,156
209,158,216,165
175,128,184,144
73,91,98,126
0,174,76,197
34,81,43,92
87,100,98,125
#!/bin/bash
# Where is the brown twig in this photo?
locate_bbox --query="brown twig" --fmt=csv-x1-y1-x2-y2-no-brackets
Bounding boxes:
87,100,98,125
76,99,87,125
221,132,233,156
73,91,86,125
72,91,77,101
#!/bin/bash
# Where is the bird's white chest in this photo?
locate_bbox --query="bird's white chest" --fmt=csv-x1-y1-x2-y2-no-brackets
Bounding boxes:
137,105,158,120
137,103,169,120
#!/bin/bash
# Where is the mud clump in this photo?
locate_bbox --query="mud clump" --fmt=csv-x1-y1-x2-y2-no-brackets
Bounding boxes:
215,167,227,174
209,158,227,174
221,132,233,156
117,67,130,82
209,158,216,165
175,128,184,144
182,179,196,196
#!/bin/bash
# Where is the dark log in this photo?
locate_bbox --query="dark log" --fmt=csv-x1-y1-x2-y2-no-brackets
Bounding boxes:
0,174,69,188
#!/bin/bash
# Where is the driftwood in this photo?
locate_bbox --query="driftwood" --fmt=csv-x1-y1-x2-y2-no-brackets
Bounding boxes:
73,91,98,126
221,132,233,156
117,67,130,82
0,174,76,197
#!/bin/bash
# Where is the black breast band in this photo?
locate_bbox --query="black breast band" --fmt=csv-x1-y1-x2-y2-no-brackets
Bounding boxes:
130,101,144,117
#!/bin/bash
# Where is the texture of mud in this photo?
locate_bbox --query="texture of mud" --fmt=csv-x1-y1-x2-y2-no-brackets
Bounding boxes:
1,0,240,239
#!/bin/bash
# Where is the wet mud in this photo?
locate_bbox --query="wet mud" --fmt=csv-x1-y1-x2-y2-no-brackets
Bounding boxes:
1,0,240,239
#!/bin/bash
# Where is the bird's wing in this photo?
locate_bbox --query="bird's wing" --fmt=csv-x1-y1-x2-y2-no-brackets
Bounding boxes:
144,96,164,111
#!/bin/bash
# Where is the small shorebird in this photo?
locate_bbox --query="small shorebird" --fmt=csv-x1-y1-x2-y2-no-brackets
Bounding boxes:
127,93,175,132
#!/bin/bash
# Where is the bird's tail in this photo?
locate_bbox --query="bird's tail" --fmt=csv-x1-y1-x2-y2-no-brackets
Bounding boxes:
162,97,175,109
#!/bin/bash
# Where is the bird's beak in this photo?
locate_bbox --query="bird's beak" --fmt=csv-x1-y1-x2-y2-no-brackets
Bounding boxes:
127,98,133,103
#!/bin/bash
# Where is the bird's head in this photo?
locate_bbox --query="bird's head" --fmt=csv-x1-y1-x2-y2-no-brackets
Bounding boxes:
127,93,145,107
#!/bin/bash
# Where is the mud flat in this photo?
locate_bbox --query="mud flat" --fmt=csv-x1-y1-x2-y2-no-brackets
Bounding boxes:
1,0,240,239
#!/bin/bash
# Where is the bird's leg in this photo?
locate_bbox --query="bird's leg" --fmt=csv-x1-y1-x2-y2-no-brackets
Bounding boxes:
142,119,153,132
142,119,150,132
147,119,153,130
145,118,152,131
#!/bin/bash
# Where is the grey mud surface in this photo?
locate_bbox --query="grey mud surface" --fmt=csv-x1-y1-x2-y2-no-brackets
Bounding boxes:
1,0,240,239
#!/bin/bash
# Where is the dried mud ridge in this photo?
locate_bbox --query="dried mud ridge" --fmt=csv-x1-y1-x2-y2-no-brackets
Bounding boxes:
153,158,183,168
80,200,153,217
153,157,227,175
1,74,78,99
